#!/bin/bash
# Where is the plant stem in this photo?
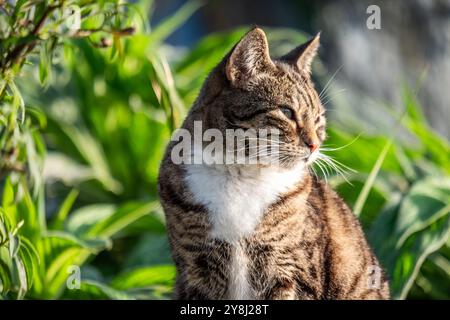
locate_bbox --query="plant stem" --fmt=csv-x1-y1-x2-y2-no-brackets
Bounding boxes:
1,4,61,71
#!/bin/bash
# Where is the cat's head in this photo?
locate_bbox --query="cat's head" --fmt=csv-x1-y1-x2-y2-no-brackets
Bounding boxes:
195,27,326,169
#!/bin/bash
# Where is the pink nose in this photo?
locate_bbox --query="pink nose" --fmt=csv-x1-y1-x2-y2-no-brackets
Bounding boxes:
308,143,318,153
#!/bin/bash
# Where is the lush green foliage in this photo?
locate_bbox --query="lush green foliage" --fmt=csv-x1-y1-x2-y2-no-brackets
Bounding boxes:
326,88,450,299
1,0,449,300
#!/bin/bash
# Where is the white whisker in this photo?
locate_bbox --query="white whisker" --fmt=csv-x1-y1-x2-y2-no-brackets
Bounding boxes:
314,152,355,185
318,65,343,100
319,134,362,152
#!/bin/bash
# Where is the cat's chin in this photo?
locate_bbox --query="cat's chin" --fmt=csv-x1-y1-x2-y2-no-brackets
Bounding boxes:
305,149,320,166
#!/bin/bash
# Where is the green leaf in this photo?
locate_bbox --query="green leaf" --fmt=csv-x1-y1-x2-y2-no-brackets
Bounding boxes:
38,231,110,299
85,201,160,239
148,54,186,130
369,176,450,299
111,265,175,290
65,280,135,300
123,234,172,270
50,189,79,230
393,215,450,299
44,247,88,298
395,177,450,249
9,81,25,122
17,236,39,290
26,106,47,129
50,125,122,194
353,140,392,216
413,253,450,299
147,0,203,46
0,209,11,244
0,247,13,294
8,233,19,258
12,0,29,19
12,256,27,299
43,231,111,253
2,177,15,209
66,204,117,236
39,40,51,86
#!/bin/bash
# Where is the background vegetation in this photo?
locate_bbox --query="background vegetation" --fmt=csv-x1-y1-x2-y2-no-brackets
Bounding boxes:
1,0,449,300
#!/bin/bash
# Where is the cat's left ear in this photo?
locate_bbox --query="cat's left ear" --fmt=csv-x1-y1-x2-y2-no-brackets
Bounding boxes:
226,27,276,87
281,32,320,75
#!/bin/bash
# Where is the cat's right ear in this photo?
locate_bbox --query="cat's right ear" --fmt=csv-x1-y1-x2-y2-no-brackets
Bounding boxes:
226,27,275,87
281,32,320,75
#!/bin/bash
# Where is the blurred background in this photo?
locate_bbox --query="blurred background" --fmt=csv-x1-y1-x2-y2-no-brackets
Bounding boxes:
0,0,449,300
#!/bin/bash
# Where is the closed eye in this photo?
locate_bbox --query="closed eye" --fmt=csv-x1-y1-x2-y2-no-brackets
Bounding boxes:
229,106,273,121
316,125,325,135
279,106,295,120
315,111,326,124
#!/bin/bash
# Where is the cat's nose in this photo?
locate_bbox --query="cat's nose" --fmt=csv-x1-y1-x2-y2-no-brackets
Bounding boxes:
303,135,320,153
308,142,318,153
302,132,320,153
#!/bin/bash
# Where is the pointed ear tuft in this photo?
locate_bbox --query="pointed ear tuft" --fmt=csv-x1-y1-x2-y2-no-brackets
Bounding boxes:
281,32,321,75
226,27,275,87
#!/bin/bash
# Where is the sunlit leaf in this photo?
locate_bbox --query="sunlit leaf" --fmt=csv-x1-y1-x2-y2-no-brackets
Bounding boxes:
65,280,135,300
111,265,175,290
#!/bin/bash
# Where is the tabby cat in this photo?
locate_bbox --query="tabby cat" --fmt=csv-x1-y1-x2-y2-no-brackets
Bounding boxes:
158,27,390,300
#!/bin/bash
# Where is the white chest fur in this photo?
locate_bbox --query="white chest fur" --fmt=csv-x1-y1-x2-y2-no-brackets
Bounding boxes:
185,163,304,299
184,164,304,241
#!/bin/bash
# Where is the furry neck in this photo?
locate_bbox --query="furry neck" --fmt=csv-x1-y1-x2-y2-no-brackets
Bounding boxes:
184,161,305,242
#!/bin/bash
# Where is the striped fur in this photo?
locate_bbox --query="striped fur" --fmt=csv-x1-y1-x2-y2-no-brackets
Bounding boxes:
158,28,390,300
